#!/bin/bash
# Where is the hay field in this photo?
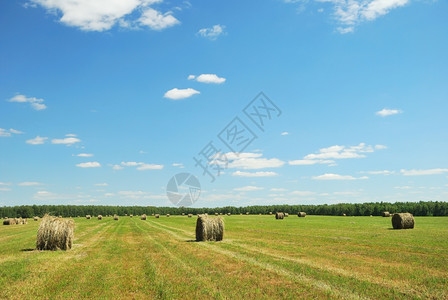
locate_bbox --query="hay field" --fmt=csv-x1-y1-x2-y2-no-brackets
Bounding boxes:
0,215,447,299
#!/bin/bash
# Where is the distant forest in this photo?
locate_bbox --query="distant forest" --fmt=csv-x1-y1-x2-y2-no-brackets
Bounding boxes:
1,201,447,218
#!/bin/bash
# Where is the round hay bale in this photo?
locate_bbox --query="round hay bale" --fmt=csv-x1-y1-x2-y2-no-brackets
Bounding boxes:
227,213,231,216
114,215,119,221
151,213,155,216
98,215,103,220
188,214,192,218
182,213,185,216
3,218,15,225
125,214,128,216
3,217,7,219
298,212,306,217
196,214,224,242
141,214,147,220
392,213,414,229
342,213,347,217
382,211,390,217
166,214,170,217
86,215,91,219
130,214,133,218
34,216,39,221
284,213,289,217
269,212,273,215
215,212,218,216
36,215,74,251
21,218,28,224
155,214,160,218
246,212,250,215
275,212,284,220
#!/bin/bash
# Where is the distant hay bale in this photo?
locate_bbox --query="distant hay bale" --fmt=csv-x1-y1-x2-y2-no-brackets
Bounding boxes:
182,213,185,216
342,213,347,217
196,214,224,242
227,213,231,216
284,213,289,217
98,215,103,220
58,215,62,218
151,213,155,216
130,214,133,218
166,214,170,217
269,212,273,215
141,214,147,220
246,212,249,215
382,211,390,217
275,212,284,220
34,216,39,221
125,214,128,216
298,212,306,217
215,213,218,216
3,218,16,225
86,215,91,219
21,218,28,224
36,215,74,251
114,215,119,220
155,214,160,218
15,218,20,224
188,214,192,218
3,216,7,219
370,215,373,217
392,213,415,229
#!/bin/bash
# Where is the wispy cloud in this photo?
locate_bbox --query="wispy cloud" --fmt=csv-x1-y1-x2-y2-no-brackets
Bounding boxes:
76,162,101,168
232,171,278,177
75,153,93,157
281,132,289,136
18,182,43,186
312,173,368,180
118,161,164,171
138,8,180,30
164,88,200,100
52,136,81,145
400,168,448,176
26,136,48,145
376,108,403,117
234,186,264,192
0,128,24,137
188,74,226,84
9,94,47,110
197,24,226,40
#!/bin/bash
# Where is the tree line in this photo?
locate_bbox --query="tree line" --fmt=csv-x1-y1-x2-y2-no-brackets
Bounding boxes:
1,201,447,218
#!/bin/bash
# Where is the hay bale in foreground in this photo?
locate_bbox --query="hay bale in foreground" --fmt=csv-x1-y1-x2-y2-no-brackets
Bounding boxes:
382,211,390,217
36,215,74,251
98,215,103,220
275,212,284,220
166,214,170,217
298,212,306,217
196,215,224,242
188,214,192,218
114,215,119,220
86,215,91,219
141,214,147,220
155,214,160,218
215,212,218,216
392,213,414,229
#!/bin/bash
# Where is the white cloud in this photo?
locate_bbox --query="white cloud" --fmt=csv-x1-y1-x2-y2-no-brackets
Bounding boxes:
0,187,12,192
361,170,394,175
26,136,48,145
228,157,285,169
30,0,179,32
76,153,93,157
401,168,448,176
9,94,47,110
193,74,226,84
76,161,101,168
139,8,180,30
112,164,124,170
197,24,225,40
1,128,24,137
172,163,184,168
285,0,409,33
65,133,77,137
95,183,108,186
232,171,278,177
0,182,12,186
187,75,196,80
164,88,200,100
234,186,264,192
18,182,42,186
312,173,368,180
290,190,315,196
374,144,387,150
119,161,164,170
51,137,81,145
288,159,335,166
281,132,289,136
376,108,403,117
302,143,382,161
270,188,287,192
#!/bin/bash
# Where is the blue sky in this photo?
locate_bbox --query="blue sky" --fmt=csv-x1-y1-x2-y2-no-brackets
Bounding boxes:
1,0,447,208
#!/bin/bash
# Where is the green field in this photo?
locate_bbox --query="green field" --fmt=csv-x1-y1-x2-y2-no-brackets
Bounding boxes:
1,215,447,299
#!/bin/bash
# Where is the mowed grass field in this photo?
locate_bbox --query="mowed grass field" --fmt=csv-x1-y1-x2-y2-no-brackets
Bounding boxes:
1,215,447,299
